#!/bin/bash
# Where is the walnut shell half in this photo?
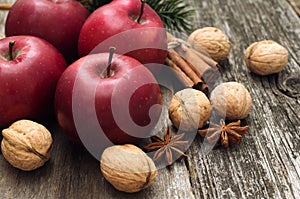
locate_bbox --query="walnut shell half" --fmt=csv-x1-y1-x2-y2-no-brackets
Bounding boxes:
244,40,288,75
169,88,211,131
100,144,157,193
1,120,52,171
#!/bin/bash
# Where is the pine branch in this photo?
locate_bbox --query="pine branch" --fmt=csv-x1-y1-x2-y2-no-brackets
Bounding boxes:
77,0,195,33
147,0,195,33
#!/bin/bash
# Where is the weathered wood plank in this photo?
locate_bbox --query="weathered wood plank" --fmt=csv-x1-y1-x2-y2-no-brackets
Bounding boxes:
0,0,299,198
185,0,300,198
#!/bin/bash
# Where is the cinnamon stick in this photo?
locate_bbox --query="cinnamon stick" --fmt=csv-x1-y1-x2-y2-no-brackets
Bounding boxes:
175,47,220,85
176,45,218,71
167,49,201,84
0,4,12,10
166,49,208,95
167,32,220,82
165,57,194,88
184,59,208,93
188,47,220,70
170,33,215,67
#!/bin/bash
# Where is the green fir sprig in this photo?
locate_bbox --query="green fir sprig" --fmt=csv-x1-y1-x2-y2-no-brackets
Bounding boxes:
77,0,195,33
147,0,195,33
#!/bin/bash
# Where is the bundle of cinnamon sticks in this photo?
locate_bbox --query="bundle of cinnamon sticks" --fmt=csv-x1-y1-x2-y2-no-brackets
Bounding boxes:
165,33,220,95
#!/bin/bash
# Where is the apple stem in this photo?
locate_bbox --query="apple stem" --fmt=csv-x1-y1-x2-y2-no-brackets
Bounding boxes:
9,41,16,61
137,0,147,24
106,47,116,78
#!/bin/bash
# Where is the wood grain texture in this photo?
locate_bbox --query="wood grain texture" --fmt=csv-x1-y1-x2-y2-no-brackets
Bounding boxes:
0,0,299,198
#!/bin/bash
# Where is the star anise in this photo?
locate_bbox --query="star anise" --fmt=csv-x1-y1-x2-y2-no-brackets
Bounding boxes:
144,126,189,166
198,119,249,148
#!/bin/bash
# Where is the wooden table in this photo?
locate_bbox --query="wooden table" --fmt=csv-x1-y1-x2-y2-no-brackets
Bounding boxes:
1,0,299,198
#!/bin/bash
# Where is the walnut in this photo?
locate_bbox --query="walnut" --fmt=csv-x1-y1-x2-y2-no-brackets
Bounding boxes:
188,27,231,61
0,34,5,40
1,120,52,171
210,82,252,120
100,144,157,193
244,40,288,75
168,88,211,131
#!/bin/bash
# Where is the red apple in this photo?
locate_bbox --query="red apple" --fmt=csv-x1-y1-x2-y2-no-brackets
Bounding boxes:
55,51,162,150
78,0,167,66
0,35,67,127
5,0,89,63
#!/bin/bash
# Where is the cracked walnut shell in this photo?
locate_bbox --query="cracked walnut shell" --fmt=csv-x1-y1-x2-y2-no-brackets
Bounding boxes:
210,82,252,120
188,27,231,61
1,120,52,171
169,88,211,131
100,144,157,193
244,40,288,75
